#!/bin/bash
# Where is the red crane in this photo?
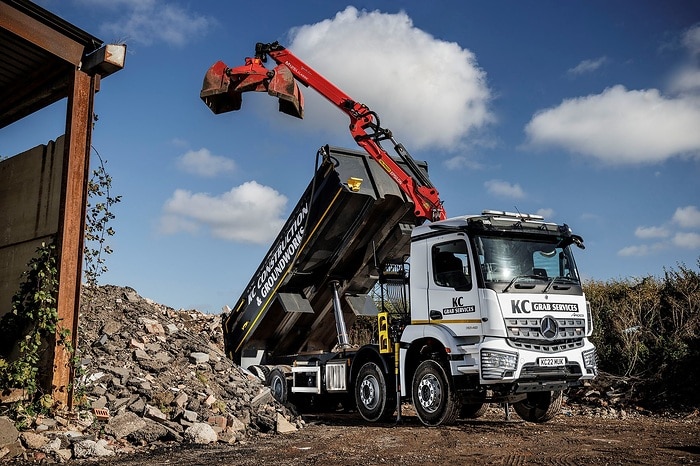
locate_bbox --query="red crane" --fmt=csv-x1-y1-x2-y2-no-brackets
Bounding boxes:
201,42,446,222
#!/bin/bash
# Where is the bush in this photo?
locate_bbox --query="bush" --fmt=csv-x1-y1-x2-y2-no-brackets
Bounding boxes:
584,258,700,408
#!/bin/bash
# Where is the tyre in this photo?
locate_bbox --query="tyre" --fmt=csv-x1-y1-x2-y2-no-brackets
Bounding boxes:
266,368,288,404
411,360,461,426
355,361,395,422
460,402,488,419
247,365,270,381
513,390,563,423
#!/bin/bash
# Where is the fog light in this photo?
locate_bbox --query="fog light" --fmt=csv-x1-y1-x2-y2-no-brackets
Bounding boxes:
583,348,597,369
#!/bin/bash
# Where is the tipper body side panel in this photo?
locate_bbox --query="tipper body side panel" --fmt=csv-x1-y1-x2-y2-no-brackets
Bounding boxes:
223,146,425,363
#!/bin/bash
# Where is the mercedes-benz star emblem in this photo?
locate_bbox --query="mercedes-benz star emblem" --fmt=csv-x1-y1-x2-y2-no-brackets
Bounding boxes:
540,316,559,340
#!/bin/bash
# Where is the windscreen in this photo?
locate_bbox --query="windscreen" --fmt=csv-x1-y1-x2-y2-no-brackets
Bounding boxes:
474,235,580,285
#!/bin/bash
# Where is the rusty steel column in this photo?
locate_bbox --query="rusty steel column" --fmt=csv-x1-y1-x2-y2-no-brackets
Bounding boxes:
50,68,96,409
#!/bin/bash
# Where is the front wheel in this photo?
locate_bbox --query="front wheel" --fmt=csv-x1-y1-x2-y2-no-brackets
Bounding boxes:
411,360,461,426
513,390,563,422
355,361,395,422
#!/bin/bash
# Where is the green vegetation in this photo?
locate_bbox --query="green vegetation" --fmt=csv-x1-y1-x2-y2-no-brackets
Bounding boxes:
83,148,121,287
0,241,61,400
584,258,700,409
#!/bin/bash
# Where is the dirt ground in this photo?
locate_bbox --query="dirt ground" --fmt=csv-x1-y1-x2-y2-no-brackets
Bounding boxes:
78,406,698,466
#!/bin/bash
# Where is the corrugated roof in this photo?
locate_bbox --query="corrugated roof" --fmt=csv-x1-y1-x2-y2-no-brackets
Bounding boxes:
0,0,104,129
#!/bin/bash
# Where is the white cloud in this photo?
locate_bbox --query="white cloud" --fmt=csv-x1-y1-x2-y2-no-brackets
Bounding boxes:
673,231,700,249
668,25,700,96
484,179,525,199
568,57,608,76
176,148,235,177
536,208,555,219
682,23,700,57
634,225,671,239
444,155,484,170
80,0,213,46
620,205,700,256
672,205,700,228
617,244,667,257
525,85,700,164
287,7,493,151
668,67,700,95
159,182,287,244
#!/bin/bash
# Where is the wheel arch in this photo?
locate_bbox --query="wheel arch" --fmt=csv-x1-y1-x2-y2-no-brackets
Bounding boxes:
403,336,451,399
401,324,463,393
349,345,393,390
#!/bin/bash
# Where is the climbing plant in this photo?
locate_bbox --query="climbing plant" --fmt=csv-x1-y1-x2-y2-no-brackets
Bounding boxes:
0,241,60,398
83,146,121,286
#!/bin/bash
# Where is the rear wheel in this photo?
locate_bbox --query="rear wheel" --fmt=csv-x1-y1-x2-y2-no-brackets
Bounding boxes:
412,360,461,426
266,368,288,404
247,365,270,381
513,390,563,422
355,361,395,422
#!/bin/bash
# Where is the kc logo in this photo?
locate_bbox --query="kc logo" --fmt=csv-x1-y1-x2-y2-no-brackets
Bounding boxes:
511,299,531,313
452,296,464,307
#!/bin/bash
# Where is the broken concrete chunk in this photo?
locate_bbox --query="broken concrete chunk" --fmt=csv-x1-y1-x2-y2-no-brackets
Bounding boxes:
0,417,19,448
73,439,114,458
251,387,273,408
144,405,167,422
128,398,146,414
39,437,62,454
20,432,48,450
105,412,147,439
182,410,198,423
276,413,298,434
142,318,165,335
129,338,145,350
174,392,188,409
101,320,122,335
189,352,210,364
184,423,218,444
124,289,140,302
133,349,151,361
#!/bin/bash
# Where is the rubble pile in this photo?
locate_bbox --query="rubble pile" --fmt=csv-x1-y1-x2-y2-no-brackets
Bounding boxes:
1,285,301,462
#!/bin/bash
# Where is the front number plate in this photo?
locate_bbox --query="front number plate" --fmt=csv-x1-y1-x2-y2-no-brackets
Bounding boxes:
538,357,566,367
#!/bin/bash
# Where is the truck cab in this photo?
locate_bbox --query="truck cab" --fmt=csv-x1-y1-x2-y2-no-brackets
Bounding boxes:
400,211,597,424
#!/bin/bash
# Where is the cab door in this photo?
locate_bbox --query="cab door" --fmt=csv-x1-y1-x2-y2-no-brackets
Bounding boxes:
426,234,482,337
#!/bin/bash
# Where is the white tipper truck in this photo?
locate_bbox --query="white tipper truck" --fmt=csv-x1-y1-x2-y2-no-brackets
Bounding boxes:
201,42,598,426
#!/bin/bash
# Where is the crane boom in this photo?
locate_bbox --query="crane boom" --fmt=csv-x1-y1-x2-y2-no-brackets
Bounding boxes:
201,41,446,222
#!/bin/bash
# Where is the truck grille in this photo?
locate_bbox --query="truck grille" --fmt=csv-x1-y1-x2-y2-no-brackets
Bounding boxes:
509,339,584,353
505,317,585,352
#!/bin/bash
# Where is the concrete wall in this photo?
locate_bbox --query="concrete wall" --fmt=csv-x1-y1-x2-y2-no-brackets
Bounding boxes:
0,136,64,317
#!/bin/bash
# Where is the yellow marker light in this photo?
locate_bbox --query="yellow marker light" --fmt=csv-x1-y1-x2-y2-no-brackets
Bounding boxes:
347,177,363,192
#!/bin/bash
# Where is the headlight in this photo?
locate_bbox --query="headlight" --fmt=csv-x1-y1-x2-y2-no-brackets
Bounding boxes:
481,349,518,379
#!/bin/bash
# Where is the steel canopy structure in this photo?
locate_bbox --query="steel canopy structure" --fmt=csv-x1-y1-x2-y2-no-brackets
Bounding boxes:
0,0,125,407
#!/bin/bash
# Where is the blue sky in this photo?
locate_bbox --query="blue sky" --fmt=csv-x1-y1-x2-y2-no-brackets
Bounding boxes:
2,1,699,313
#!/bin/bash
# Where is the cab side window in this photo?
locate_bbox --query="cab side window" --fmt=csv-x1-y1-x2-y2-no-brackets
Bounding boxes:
432,240,471,291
